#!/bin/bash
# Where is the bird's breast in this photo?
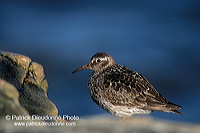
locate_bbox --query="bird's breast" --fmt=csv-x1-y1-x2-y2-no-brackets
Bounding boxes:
88,72,105,104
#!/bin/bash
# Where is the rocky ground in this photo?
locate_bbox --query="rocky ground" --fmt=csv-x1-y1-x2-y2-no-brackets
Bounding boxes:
0,115,200,133
0,51,199,133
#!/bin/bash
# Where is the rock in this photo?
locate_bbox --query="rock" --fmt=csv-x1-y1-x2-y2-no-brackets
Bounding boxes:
0,79,29,116
0,115,200,133
0,51,58,116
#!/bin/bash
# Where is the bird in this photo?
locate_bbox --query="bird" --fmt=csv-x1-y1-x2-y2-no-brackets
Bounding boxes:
72,52,182,118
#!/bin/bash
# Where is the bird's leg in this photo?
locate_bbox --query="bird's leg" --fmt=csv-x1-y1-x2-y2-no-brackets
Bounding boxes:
121,117,129,121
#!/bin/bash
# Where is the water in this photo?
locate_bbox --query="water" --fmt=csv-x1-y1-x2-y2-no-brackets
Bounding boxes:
0,0,200,123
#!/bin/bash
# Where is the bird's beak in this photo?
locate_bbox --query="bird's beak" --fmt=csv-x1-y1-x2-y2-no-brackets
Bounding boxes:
72,63,91,74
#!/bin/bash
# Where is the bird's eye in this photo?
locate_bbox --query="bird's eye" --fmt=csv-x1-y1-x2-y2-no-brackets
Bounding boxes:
96,59,101,63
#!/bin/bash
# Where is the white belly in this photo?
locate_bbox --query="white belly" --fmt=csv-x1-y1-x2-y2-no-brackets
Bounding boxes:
102,100,151,118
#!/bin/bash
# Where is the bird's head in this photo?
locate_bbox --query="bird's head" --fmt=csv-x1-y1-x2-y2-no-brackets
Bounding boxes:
72,52,116,73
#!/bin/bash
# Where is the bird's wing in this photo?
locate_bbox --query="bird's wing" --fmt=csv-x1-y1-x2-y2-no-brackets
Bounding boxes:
102,66,181,112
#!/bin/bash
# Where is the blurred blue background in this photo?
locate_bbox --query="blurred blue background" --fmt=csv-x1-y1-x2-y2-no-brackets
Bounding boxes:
1,0,200,123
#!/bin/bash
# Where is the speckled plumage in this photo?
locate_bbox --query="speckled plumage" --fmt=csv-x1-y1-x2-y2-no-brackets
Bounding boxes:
72,52,182,118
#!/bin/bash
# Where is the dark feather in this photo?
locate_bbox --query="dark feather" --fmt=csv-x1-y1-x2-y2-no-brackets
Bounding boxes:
102,64,182,114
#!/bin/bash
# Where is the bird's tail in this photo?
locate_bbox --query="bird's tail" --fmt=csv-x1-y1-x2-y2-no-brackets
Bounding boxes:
169,109,182,115
143,101,182,114
164,102,182,115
